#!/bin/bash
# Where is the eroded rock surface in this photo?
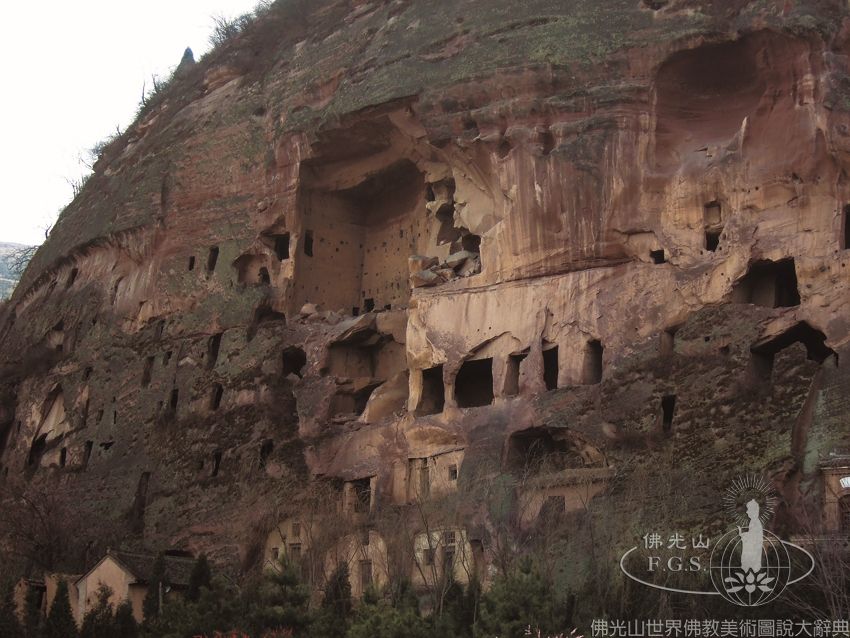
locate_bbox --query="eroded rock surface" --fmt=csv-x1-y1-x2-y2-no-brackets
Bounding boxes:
2,0,850,609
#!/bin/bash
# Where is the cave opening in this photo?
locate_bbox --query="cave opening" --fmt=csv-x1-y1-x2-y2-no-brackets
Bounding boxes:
505,350,529,396
259,267,271,285
188,256,196,271
282,346,307,378
304,230,314,257
273,234,290,261
417,365,445,416
83,441,93,468
732,258,800,308
650,249,666,264
259,439,274,469
142,356,154,387
455,358,494,408
59,447,67,468
661,394,677,433
27,434,46,468
296,159,425,312
351,477,372,513
207,333,223,370
207,246,219,272
748,322,835,386
543,346,559,391
583,340,604,385
210,384,224,411
506,427,571,472
211,449,222,477
843,205,850,251
705,231,721,252
169,388,179,412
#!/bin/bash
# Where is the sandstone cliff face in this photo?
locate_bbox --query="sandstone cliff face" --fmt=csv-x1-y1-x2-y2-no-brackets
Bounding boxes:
2,0,850,608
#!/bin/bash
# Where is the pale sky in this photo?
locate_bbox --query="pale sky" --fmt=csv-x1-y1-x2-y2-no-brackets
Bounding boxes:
0,0,263,246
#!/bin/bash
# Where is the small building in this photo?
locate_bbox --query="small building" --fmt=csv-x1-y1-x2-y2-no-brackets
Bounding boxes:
74,550,194,623
819,455,850,534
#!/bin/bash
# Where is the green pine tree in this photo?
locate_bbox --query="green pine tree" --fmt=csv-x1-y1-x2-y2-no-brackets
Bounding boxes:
0,581,24,638
310,561,352,638
78,585,115,638
245,558,310,637
141,553,166,623
185,554,211,603
346,600,431,638
476,559,566,638
23,585,41,638
43,580,78,638
113,600,138,638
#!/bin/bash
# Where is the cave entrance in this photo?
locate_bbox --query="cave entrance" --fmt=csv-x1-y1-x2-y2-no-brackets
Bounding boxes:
748,321,835,385
282,346,307,378
295,159,426,312
661,394,676,433
843,205,850,251
455,358,494,408
543,346,559,391
583,340,604,385
417,365,445,416
505,350,528,396
732,258,800,308
506,427,571,473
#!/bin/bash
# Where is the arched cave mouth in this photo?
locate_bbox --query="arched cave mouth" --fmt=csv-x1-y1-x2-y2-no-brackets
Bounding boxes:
653,33,777,168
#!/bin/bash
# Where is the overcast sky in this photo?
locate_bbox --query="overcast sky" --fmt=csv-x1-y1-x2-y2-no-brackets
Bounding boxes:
0,0,263,246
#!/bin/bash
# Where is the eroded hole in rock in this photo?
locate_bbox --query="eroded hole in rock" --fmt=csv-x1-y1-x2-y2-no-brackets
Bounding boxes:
543,346,559,391
207,333,223,370
248,305,286,341
705,230,721,252
505,350,529,396
234,254,269,285
209,384,224,411
188,256,196,271
843,205,850,251
655,36,767,169
207,246,219,272
417,365,445,415
660,328,677,357
661,394,676,433
142,356,154,387
259,439,273,469
350,477,372,513
27,434,47,467
211,449,222,477
506,427,570,472
732,258,800,308
583,340,603,385
269,234,290,261
297,159,424,311
66,268,78,289
330,383,380,419
282,346,307,378
455,358,494,408
130,471,151,533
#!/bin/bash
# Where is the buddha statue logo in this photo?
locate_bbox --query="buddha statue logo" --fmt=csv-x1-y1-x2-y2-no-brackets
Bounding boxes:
709,475,811,606
620,474,815,607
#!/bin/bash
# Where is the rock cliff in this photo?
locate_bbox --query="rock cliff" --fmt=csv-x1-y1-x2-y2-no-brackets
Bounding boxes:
2,0,850,617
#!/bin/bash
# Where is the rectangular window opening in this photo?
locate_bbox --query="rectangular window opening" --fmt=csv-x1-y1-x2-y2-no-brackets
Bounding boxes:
304,230,314,257
416,365,445,416
207,246,219,272
543,346,559,391
455,358,494,408
583,340,603,385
